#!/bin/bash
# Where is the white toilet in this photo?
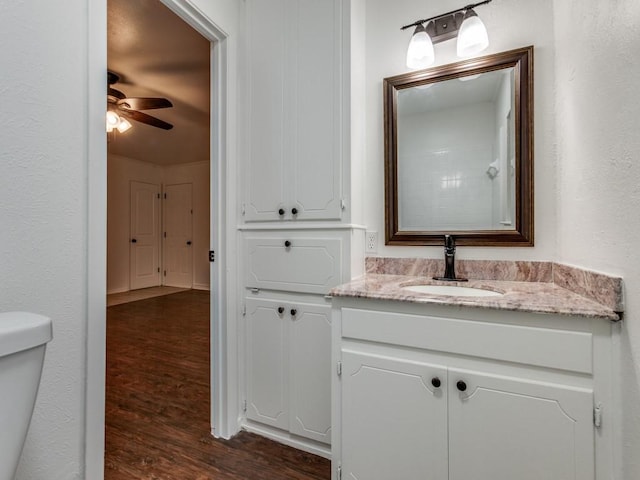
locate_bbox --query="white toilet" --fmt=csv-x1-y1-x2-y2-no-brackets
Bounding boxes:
0,312,52,480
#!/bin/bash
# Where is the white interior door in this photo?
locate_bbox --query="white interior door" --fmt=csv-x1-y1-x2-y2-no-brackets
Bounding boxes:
163,183,193,288
129,181,161,290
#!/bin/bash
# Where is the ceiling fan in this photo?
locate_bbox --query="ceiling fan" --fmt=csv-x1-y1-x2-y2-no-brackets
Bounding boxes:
107,71,174,131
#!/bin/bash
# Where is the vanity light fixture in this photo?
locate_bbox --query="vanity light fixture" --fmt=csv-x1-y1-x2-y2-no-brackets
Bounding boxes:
402,0,492,69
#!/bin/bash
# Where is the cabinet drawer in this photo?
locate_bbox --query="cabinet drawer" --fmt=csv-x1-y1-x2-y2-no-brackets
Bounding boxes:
245,236,342,294
341,308,593,374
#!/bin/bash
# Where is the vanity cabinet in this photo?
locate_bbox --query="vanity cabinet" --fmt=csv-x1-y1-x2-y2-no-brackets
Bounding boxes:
243,0,344,222
332,300,614,480
245,295,332,445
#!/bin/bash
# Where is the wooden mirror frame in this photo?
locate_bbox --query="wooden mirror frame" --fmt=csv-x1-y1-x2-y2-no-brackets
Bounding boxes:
384,46,534,246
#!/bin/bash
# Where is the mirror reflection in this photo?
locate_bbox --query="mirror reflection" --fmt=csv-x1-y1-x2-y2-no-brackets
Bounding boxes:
397,68,515,231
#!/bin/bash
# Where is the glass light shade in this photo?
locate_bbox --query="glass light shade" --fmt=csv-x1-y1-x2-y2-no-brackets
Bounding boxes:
106,110,120,132
117,117,132,133
456,10,489,57
406,24,434,70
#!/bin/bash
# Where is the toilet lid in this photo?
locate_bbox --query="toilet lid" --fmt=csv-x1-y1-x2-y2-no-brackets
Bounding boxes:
0,312,52,357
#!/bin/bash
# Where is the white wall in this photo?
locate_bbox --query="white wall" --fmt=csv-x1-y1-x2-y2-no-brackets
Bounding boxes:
364,0,557,259
553,0,640,477
0,1,88,478
107,155,210,293
1,0,240,478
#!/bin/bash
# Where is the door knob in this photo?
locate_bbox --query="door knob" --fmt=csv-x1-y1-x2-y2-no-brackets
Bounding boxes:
456,380,467,392
277,307,285,314
291,207,298,215
186,241,192,245
278,208,285,216
431,377,441,388
131,238,137,243
290,309,297,316
284,240,291,248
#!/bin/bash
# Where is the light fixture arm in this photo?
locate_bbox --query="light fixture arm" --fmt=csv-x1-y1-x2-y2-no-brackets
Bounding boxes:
400,0,492,31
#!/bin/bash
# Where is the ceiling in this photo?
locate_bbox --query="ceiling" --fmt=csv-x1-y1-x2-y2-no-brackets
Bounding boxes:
107,0,210,165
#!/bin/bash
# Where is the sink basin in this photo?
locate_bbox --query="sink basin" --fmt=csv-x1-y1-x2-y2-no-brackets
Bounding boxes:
402,284,504,297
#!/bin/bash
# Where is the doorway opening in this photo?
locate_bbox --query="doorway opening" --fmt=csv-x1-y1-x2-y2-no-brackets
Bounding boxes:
102,0,220,477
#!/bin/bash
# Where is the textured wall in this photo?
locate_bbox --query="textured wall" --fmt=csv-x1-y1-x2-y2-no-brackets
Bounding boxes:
553,0,640,477
363,0,557,259
0,0,239,478
0,0,87,478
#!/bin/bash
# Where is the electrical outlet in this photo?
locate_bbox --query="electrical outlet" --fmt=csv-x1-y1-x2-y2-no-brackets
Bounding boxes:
365,231,378,254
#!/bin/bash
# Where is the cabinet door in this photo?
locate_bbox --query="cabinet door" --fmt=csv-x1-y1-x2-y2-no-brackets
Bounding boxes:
245,236,342,294
244,0,287,222
244,0,343,222
448,368,594,480
287,0,343,221
245,297,289,430
341,351,448,480
289,302,331,443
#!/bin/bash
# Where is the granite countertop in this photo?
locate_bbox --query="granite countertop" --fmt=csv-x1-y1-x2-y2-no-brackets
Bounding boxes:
330,273,621,321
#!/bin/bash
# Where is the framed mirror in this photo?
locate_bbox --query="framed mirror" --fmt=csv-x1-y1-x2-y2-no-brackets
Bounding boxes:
384,46,533,246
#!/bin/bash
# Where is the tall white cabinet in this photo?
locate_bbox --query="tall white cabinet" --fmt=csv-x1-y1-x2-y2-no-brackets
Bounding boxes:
239,0,364,457
243,0,344,223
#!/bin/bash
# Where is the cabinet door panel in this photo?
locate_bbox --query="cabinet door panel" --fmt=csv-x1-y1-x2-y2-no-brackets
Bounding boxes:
246,298,289,430
448,368,594,480
245,236,342,294
289,303,332,443
342,351,448,480
289,0,342,221
245,0,287,222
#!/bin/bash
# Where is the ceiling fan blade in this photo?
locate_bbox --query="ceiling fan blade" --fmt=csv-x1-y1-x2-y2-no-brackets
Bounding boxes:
120,110,174,130
118,97,173,110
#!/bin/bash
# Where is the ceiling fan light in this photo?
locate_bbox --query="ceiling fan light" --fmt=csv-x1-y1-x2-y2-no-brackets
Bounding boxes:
456,9,489,58
406,23,434,70
106,111,120,131
117,117,132,133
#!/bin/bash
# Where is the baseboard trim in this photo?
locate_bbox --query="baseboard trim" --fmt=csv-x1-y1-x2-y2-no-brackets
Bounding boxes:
107,287,129,295
193,283,210,291
241,421,331,459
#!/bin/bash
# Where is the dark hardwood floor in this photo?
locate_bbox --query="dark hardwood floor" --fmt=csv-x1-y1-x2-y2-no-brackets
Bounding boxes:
105,290,331,479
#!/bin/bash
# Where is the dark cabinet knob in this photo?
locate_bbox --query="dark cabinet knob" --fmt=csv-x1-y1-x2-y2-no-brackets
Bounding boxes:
131,238,137,243
290,309,297,316
278,208,285,215
291,207,298,215
186,241,192,245
284,240,291,248
431,377,441,388
456,380,467,392
277,307,285,314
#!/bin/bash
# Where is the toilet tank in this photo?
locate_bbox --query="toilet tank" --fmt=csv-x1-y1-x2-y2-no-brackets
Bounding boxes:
0,312,52,480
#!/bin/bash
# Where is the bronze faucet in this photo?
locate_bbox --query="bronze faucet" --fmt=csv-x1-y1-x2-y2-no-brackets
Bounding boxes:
433,235,468,282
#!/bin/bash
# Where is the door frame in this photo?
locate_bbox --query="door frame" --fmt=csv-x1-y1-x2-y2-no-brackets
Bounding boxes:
87,1,236,478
